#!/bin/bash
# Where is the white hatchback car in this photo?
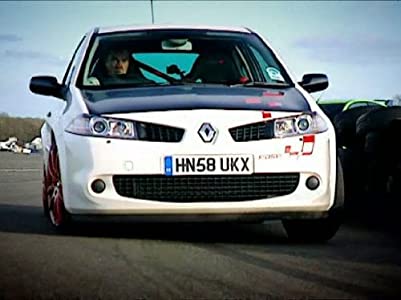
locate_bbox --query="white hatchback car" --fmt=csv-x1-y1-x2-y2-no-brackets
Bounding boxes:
30,25,344,242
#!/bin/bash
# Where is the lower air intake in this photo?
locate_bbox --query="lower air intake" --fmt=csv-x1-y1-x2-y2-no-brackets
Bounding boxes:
113,173,299,202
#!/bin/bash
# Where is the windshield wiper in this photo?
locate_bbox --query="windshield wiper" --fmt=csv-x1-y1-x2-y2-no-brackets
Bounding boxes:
230,81,292,88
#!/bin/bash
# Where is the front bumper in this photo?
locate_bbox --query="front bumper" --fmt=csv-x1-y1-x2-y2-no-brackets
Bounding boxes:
59,130,335,217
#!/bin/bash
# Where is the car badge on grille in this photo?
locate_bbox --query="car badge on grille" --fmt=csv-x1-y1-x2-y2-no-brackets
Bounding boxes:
198,123,217,143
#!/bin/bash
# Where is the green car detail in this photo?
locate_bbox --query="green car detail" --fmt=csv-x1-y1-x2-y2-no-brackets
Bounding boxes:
317,99,387,120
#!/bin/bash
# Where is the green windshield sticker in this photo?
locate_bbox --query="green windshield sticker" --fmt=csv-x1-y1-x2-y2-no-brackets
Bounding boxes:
266,67,284,82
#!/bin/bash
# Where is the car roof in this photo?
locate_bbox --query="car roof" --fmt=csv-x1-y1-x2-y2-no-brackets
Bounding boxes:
97,24,252,34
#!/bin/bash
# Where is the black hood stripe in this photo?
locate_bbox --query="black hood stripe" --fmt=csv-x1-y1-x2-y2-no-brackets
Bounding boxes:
82,86,311,115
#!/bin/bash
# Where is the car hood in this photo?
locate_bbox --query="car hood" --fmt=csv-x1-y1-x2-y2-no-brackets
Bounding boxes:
81,85,311,115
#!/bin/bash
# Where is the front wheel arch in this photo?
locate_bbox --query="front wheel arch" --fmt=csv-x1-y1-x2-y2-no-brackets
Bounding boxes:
282,156,344,243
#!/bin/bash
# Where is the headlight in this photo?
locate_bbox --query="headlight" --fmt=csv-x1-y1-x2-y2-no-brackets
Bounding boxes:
274,118,296,137
90,117,109,135
296,115,312,133
65,114,137,139
274,112,327,138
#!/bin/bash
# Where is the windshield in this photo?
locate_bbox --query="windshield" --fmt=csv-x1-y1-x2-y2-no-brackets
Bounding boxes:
78,29,293,89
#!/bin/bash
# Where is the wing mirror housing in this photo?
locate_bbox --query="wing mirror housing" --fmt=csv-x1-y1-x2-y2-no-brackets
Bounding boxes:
299,73,329,93
29,76,65,100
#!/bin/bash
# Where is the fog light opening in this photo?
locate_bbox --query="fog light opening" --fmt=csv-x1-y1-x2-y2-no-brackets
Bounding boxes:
306,176,320,190
91,179,106,194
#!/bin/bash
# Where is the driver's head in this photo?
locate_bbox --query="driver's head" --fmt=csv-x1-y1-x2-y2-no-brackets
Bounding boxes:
104,48,130,76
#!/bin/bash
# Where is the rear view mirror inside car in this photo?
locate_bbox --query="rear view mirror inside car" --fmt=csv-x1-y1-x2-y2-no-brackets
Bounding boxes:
162,39,192,51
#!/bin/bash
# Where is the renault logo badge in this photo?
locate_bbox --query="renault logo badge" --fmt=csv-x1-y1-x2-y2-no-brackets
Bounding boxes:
198,123,216,143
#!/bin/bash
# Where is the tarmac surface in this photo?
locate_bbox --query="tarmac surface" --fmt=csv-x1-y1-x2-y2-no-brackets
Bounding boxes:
0,151,400,299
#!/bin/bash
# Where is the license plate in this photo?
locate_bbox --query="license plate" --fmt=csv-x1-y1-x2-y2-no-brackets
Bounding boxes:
164,154,254,176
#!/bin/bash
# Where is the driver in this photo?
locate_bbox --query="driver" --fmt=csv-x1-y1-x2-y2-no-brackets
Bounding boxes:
104,48,130,77
88,47,154,85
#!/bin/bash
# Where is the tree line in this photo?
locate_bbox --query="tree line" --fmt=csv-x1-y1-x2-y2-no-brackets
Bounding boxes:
0,113,44,144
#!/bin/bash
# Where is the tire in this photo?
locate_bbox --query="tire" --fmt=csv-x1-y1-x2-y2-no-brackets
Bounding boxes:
356,106,401,137
333,106,380,148
337,147,362,203
355,108,401,197
388,169,401,201
358,118,401,196
43,136,70,228
282,158,344,243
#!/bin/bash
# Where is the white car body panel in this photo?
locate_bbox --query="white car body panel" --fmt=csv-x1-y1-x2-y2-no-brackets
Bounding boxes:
55,108,334,215
37,25,339,221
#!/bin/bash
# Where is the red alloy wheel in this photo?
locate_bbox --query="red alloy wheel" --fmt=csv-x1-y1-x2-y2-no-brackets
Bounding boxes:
44,141,68,227
42,165,49,217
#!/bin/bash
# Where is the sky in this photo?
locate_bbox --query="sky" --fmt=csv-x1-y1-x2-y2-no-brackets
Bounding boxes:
0,0,400,118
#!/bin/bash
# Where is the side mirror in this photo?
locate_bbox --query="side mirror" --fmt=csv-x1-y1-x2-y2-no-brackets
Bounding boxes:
29,76,65,99
299,73,329,93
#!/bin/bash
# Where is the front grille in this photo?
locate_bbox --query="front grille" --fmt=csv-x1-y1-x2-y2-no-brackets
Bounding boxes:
229,121,274,142
113,173,299,202
136,122,184,143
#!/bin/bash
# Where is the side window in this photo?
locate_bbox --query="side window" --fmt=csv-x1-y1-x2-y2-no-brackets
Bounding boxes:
133,53,199,83
62,36,86,86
